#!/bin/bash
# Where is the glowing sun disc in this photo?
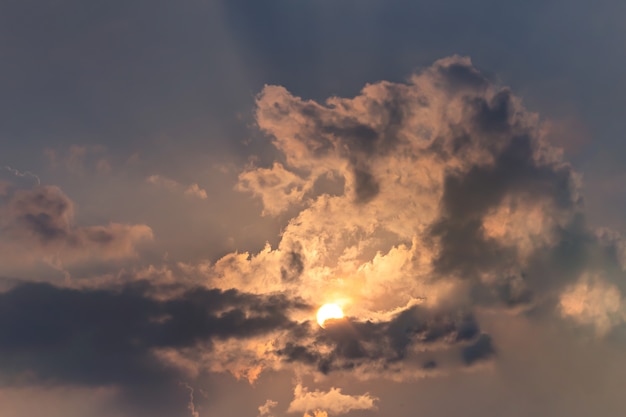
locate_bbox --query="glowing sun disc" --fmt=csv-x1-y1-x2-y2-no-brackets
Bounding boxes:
317,303,344,328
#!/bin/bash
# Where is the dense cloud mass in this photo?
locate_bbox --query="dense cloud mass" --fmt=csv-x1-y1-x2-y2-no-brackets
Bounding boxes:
3,56,626,416
227,55,626,377
278,306,493,376
0,281,308,386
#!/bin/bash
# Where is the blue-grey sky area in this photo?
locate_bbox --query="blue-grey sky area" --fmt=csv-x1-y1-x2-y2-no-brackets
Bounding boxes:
2,1,626,417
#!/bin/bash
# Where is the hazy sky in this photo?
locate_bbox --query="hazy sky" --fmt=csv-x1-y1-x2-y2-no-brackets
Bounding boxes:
2,1,626,416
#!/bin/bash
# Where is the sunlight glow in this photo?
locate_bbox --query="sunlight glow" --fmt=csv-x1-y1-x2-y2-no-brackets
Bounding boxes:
316,303,344,328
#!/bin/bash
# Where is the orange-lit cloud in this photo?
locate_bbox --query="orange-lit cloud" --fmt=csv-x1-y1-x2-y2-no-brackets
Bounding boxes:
559,274,626,336
258,399,278,417
187,56,626,386
287,384,377,416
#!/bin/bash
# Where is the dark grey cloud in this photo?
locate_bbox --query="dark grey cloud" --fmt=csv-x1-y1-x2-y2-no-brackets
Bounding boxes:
279,305,494,375
249,55,626,368
353,167,380,204
471,273,534,308
0,281,307,386
281,242,305,283
431,133,578,279
462,334,495,365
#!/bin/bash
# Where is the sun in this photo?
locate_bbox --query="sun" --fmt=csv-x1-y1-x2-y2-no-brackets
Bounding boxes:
316,303,344,328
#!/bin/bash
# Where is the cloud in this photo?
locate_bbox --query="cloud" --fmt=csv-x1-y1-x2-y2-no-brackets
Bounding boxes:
238,162,312,215
147,175,208,200
238,55,584,314
276,305,494,378
182,383,200,417
0,280,308,393
559,274,626,336
184,183,209,200
0,185,153,270
287,384,377,416
258,399,278,417
303,412,328,417
3,166,40,185
209,54,626,380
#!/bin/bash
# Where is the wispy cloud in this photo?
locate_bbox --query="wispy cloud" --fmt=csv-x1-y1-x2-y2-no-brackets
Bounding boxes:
3,165,40,185
147,175,208,200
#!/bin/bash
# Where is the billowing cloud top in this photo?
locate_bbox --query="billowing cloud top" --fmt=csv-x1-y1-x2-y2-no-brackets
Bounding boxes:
226,55,626,384
235,56,582,313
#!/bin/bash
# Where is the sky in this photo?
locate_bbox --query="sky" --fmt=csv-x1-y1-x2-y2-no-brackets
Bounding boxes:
2,1,626,416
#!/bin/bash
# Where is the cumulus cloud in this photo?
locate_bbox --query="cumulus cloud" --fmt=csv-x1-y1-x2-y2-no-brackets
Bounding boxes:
258,399,278,417
232,55,584,316
559,274,626,336
208,54,626,380
147,175,208,200
287,384,377,416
